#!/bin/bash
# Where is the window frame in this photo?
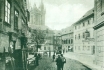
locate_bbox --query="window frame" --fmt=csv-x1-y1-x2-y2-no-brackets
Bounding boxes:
88,20,90,25
78,34,80,39
5,0,11,24
83,33,85,38
14,9,19,30
83,22,85,27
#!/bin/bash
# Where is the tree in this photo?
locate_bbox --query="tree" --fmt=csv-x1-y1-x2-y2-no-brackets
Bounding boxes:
30,29,46,52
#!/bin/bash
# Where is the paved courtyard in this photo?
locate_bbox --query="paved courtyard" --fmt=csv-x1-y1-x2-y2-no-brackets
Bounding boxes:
28,55,91,70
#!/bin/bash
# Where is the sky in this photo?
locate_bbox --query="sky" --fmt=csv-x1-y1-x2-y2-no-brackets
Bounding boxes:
29,0,94,30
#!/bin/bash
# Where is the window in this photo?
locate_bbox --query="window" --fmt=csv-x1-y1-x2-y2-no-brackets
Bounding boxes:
66,40,67,44
83,33,85,38
92,17,94,22
83,22,85,27
64,40,65,44
62,40,63,44
69,39,70,44
78,34,80,39
44,47,46,50
88,32,90,37
71,39,73,44
88,20,90,25
5,0,11,23
75,35,76,40
14,10,19,30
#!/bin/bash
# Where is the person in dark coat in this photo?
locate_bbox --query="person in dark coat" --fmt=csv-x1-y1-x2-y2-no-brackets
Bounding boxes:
52,54,55,61
61,54,66,70
34,53,39,66
55,55,63,70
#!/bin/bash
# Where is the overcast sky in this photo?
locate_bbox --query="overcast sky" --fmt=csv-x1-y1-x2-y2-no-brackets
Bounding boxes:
29,0,94,30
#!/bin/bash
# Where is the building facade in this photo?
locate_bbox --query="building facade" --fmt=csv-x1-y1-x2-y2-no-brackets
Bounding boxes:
93,0,104,69
0,0,29,70
73,8,95,54
61,25,74,53
52,30,62,54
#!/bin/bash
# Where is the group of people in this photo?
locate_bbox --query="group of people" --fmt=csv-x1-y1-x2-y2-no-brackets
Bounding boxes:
53,54,66,70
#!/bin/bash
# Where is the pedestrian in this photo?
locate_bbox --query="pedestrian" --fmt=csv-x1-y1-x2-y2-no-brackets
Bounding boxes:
61,54,66,70
52,54,55,61
34,53,39,66
55,55,63,70
38,53,41,59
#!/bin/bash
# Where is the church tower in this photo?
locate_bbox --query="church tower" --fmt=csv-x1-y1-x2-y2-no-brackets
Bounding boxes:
39,0,46,25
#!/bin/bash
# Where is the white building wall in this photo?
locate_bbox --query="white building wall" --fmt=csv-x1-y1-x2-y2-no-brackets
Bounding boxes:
74,16,94,54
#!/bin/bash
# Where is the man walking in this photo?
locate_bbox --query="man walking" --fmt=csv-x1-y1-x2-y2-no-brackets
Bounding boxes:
55,55,63,70
61,54,66,70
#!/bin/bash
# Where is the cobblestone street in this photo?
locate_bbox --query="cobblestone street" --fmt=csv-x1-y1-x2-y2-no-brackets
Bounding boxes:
29,56,91,70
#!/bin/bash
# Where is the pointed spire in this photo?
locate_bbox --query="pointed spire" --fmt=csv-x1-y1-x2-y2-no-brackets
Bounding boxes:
39,0,44,11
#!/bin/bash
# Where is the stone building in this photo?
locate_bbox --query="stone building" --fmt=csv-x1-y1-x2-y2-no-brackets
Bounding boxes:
61,25,74,53
72,8,96,68
73,8,94,54
53,31,62,54
93,0,104,69
0,0,29,70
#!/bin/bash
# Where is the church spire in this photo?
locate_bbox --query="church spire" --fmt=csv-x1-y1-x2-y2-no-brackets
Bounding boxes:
39,0,44,11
